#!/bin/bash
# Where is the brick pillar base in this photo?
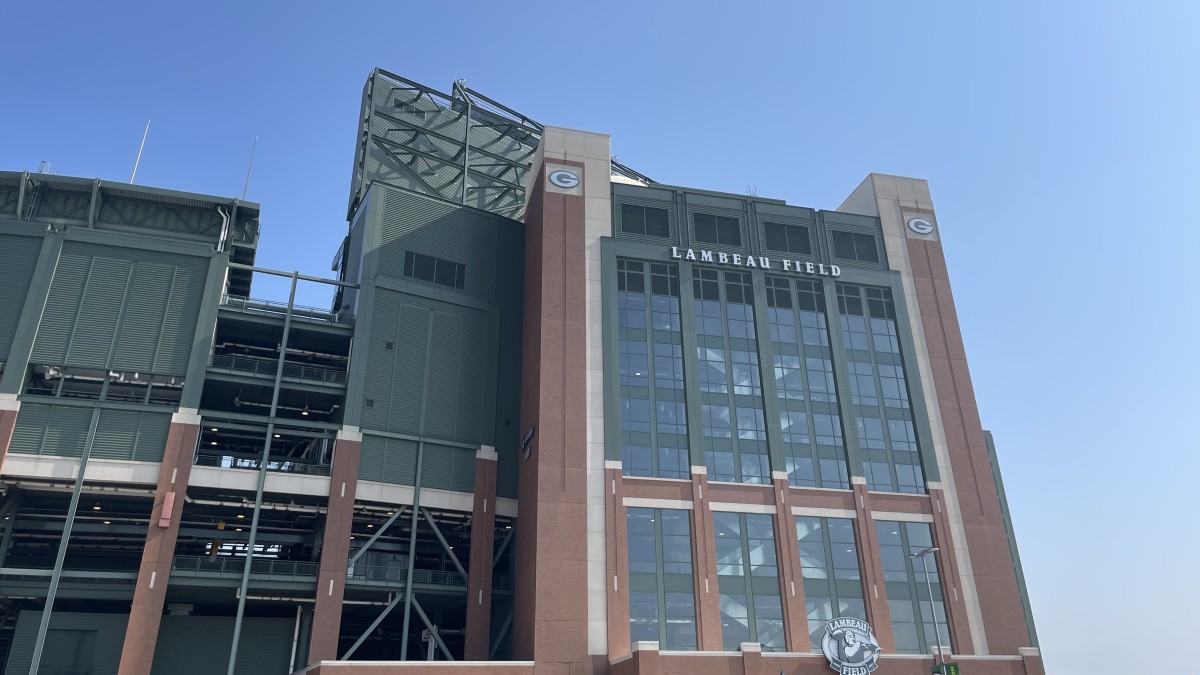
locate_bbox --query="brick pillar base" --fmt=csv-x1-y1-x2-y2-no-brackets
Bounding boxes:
307,429,362,664
117,411,201,675
851,478,895,652
691,468,722,651
771,474,809,652
0,397,21,466
464,446,499,660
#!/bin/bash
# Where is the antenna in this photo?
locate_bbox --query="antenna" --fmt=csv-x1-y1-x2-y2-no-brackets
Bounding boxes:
241,136,258,200
130,120,151,184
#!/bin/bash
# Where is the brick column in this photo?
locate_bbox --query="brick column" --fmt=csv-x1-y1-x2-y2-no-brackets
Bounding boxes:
690,468,723,651
929,486,973,653
0,396,19,466
850,478,894,652
464,446,499,660
117,411,202,675
1019,647,1045,675
307,429,362,664
605,463,630,659
513,157,591,672
771,474,809,652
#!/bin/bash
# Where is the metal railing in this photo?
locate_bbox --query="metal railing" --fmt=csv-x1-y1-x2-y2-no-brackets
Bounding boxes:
193,453,332,477
172,555,318,579
209,354,346,385
344,564,512,591
220,295,342,324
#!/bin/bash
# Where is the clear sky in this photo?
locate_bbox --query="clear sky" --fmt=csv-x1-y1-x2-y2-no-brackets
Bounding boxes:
5,2,1199,673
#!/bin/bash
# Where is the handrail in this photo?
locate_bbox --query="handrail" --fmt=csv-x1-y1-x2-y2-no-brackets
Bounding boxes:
209,354,347,385
193,453,332,477
220,295,342,323
171,555,318,579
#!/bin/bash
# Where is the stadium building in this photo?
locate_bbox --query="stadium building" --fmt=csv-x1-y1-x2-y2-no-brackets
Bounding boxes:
0,69,1042,674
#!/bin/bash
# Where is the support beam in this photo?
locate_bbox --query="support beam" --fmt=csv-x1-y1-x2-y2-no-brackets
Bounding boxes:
410,595,453,660
488,610,513,660
398,442,425,660
492,528,513,569
227,272,298,675
340,592,403,660
347,505,407,567
28,407,101,674
419,507,466,577
465,447,498,660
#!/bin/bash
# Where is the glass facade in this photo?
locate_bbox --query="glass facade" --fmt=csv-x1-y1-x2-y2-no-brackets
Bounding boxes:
836,284,925,494
796,516,866,651
765,277,849,489
626,508,697,650
694,269,770,484
876,520,949,654
713,512,783,651
618,260,689,479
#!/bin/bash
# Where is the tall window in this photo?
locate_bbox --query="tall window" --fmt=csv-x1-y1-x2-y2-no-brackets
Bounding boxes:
627,508,697,650
796,516,866,650
876,521,949,654
766,277,848,489
693,269,769,484
713,512,783,651
694,213,741,246
837,284,924,494
618,260,689,479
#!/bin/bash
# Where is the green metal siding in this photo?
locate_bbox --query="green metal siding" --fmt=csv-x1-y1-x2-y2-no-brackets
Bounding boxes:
4,611,128,675
9,403,91,458
90,409,170,462
150,616,293,675
30,242,209,375
359,434,418,485
0,233,43,361
361,289,486,445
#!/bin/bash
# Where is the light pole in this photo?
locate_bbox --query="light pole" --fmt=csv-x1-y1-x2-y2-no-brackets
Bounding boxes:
908,547,947,674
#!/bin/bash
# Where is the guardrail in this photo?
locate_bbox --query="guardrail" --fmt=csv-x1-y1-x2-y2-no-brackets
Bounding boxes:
209,354,347,385
220,295,342,324
345,564,512,591
193,453,332,477
172,555,318,579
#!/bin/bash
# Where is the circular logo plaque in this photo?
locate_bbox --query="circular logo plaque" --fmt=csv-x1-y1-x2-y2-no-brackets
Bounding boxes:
821,617,882,675
907,217,934,235
548,169,580,189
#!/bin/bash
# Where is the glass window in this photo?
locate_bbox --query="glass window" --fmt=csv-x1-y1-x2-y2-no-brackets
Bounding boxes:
797,516,866,651
830,231,879,263
621,203,670,238
627,508,696,650
764,221,812,254
876,521,949,654
403,251,465,289
714,512,783,651
694,213,741,246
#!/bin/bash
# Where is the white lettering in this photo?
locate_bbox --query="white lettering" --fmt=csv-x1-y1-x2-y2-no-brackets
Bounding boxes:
830,264,841,277
759,257,769,268
686,248,697,261
782,260,792,271
718,252,729,264
805,262,815,274
745,255,756,268
731,253,741,266
671,247,681,259
818,263,828,275
701,250,713,262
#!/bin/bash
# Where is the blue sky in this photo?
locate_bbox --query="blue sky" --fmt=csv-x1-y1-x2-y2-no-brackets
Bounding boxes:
5,2,1199,672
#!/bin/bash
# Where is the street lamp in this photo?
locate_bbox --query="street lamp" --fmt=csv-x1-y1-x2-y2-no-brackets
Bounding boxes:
907,547,947,674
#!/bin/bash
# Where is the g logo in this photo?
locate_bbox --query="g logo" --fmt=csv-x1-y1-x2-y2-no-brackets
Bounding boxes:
548,169,580,189
907,217,934,235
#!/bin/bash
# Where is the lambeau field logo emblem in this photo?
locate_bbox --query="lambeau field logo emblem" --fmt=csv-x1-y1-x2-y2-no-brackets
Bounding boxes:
820,617,882,675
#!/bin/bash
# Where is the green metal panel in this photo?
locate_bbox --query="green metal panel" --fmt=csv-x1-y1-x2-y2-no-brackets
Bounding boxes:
150,616,292,675
30,241,209,376
40,405,93,458
8,402,51,455
4,611,128,675
10,403,91,458
419,442,474,491
359,434,418,486
66,256,133,367
30,253,91,365
134,412,170,461
0,233,43,360
91,409,140,459
390,302,431,435
112,263,173,372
